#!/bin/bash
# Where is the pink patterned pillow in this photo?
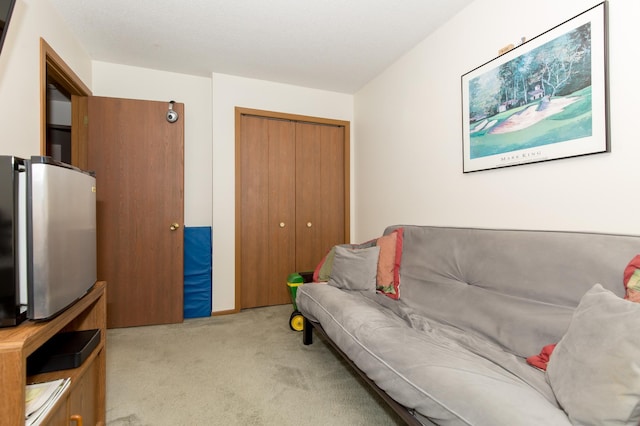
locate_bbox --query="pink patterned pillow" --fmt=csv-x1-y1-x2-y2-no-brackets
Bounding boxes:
375,228,404,299
376,233,396,287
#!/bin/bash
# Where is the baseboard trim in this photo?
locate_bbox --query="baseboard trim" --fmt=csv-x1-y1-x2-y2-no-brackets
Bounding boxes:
211,308,239,316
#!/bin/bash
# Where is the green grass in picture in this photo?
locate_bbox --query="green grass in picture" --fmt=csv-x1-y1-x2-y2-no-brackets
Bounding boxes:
470,87,593,159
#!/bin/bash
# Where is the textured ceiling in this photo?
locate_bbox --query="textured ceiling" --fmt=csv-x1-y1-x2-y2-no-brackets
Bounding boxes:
50,0,473,94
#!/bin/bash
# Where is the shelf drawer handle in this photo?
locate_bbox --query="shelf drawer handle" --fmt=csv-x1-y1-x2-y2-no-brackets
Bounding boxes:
70,414,83,426
306,222,312,228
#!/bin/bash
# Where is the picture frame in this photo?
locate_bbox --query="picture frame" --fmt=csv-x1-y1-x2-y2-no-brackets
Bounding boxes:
461,2,608,173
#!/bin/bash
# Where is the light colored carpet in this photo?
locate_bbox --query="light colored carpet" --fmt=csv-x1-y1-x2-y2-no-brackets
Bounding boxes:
106,304,405,426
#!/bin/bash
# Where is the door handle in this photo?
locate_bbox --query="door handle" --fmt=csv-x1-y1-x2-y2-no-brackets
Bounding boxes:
170,223,180,231
306,222,312,228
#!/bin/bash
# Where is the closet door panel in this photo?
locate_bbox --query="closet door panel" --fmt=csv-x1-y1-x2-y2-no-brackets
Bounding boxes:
267,119,296,305
240,115,295,308
295,122,346,271
240,116,272,308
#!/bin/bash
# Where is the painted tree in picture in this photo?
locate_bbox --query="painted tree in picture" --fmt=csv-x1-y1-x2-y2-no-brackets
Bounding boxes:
468,22,592,159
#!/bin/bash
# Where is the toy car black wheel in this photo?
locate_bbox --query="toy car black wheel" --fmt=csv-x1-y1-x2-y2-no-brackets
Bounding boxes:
290,311,304,332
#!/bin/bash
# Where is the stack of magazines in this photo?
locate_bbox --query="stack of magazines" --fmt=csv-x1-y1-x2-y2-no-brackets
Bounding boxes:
25,378,70,426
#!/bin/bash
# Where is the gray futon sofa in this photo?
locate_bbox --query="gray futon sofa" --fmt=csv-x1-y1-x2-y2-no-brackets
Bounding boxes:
296,225,640,425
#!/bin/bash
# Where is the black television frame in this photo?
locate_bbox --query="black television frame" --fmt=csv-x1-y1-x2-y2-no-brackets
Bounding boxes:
0,0,17,56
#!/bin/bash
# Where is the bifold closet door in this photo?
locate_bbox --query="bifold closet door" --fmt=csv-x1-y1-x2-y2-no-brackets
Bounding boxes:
240,115,296,308
294,122,346,272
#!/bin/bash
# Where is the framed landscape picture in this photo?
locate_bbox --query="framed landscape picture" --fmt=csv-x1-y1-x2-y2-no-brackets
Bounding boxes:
461,2,608,173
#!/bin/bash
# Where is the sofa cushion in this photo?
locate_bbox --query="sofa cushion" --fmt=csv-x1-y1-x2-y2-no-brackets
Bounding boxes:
328,246,379,292
386,225,640,357
546,283,640,425
313,240,377,282
296,283,571,425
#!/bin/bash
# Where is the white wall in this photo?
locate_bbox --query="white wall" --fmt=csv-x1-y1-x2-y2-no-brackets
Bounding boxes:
211,73,354,312
354,0,640,241
0,0,91,157
92,61,213,226
90,68,354,313
11,0,632,316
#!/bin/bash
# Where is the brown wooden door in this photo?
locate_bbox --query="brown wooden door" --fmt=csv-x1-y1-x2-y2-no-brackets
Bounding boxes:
87,96,184,328
295,122,346,271
240,115,296,308
237,110,348,310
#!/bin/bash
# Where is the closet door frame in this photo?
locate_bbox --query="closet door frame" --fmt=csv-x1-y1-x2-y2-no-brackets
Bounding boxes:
234,107,351,312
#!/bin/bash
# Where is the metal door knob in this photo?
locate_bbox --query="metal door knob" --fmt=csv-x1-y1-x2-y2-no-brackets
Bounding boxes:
279,222,286,228
307,222,312,228
170,223,180,231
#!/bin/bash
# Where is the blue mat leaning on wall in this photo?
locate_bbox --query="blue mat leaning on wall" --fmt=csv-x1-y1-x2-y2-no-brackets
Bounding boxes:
184,226,212,318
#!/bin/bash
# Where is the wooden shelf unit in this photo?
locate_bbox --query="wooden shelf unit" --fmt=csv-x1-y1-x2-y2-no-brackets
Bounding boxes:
0,281,106,426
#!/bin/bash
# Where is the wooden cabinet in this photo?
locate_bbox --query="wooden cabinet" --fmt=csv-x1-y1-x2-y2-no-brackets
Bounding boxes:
237,108,349,309
0,281,107,426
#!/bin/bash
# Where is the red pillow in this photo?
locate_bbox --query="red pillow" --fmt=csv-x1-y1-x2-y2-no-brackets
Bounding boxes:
526,344,557,371
624,255,640,302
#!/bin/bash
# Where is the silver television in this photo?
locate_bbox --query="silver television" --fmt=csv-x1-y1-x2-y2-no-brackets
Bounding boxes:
26,156,97,320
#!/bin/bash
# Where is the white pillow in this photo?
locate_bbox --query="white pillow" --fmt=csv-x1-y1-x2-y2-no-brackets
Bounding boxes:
546,283,640,425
